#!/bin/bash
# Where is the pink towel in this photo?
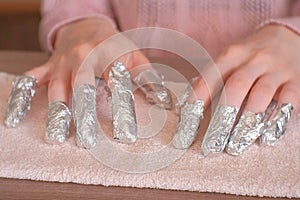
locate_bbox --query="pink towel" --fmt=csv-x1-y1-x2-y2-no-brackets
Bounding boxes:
0,72,299,198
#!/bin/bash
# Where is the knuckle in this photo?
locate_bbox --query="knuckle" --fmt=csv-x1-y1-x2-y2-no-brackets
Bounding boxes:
221,44,245,58
253,51,273,62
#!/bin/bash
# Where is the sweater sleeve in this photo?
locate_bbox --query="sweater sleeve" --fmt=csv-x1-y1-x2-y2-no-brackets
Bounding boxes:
39,0,116,52
257,1,300,35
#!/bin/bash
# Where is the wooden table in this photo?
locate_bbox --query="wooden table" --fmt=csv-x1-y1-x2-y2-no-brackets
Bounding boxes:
0,51,291,200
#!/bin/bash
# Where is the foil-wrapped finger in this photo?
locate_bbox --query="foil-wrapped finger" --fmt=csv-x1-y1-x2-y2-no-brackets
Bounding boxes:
45,101,72,144
173,100,204,149
73,84,99,148
5,75,37,127
226,111,264,155
133,69,173,109
175,77,198,114
109,61,137,143
201,105,239,157
260,103,294,146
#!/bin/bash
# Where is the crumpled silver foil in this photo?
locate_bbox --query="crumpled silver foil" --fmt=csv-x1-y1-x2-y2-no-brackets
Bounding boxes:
45,101,72,144
172,100,204,149
263,100,278,119
260,103,294,146
201,105,239,157
226,111,264,155
109,61,137,143
73,84,99,148
175,77,198,114
5,75,37,127
133,69,173,109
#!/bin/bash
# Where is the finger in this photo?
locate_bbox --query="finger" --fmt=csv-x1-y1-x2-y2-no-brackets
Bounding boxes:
278,82,300,109
129,51,173,109
5,64,49,128
48,74,71,104
189,44,253,104
173,44,253,149
89,59,138,144
260,82,298,146
172,99,204,149
201,56,270,156
98,53,135,81
244,74,285,112
24,65,49,87
107,61,137,143
110,51,173,109
127,50,151,78
226,74,283,155
5,75,37,127
45,67,72,145
72,63,100,148
45,100,72,144
218,60,268,107
226,69,290,155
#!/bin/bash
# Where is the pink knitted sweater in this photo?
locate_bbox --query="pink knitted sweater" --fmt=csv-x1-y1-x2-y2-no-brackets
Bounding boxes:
40,0,300,58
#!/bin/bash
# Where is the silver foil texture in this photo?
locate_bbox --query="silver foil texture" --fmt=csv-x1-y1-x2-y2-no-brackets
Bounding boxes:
201,105,239,157
73,84,99,148
260,103,293,146
109,61,137,143
226,111,264,155
173,100,204,149
45,101,72,144
175,77,197,114
133,69,173,109
5,75,37,127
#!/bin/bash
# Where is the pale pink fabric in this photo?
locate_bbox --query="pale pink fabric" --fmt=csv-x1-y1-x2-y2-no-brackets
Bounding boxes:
40,0,300,58
0,72,299,198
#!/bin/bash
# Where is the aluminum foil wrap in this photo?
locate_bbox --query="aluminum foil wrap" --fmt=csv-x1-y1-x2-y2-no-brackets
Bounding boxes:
175,77,197,114
133,69,173,109
73,84,99,148
226,111,264,155
260,103,293,146
264,100,278,119
109,61,137,143
45,101,72,144
5,75,37,127
201,105,239,157
172,100,204,149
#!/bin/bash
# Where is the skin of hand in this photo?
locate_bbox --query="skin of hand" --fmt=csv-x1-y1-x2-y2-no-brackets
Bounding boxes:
24,18,150,106
191,25,300,113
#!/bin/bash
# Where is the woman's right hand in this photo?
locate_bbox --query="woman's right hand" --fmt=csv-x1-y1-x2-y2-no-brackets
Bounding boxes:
5,18,172,147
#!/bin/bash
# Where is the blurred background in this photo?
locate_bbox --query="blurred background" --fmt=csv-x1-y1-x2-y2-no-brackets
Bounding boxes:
0,0,41,51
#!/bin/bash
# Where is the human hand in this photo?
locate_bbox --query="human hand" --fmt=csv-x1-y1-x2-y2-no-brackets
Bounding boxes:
5,18,172,148
173,25,298,156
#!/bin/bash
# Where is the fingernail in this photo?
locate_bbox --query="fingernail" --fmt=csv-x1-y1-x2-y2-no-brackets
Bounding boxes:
45,101,72,144
172,100,204,149
175,77,197,114
201,105,239,157
109,61,137,143
5,75,37,127
73,84,99,148
260,103,294,146
226,111,264,155
133,69,173,109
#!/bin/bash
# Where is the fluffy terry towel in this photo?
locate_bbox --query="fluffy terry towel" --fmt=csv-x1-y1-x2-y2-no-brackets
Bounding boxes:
0,72,299,198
